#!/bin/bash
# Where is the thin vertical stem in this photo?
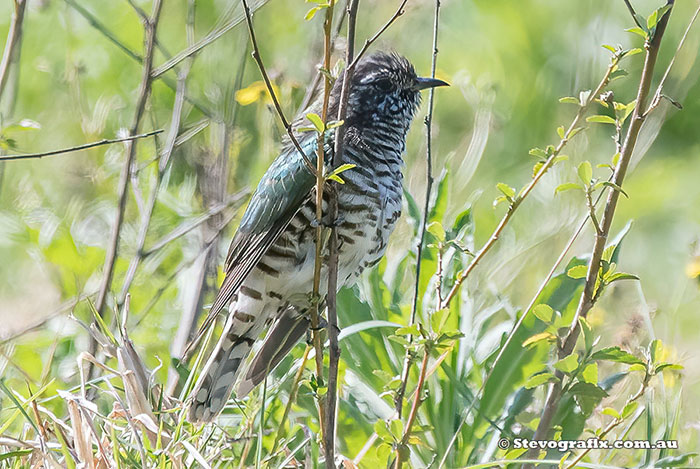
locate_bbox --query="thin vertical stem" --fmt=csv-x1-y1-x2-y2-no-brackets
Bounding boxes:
394,0,440,420
92,0,164,337
526,2,675,463
325,0,360,465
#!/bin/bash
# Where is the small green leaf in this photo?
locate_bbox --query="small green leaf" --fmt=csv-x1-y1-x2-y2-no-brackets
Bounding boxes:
524,372,555,389
328,163,356,177
426,221,446,242
532,304,554,323
581,363,598,384
557,126,566,138
591,346,646,365
555,183,583,194
493,196,508,208
326,174,345,184
532,162,544,178
650,340,663,363
606,272,639,284
586,115,616,124
609,69,629,82
395,324,420,336
568,127,584,138
554,353,579,374
625,27,648,39
623,48,643,57
567,264,588,279
579,317,595,351
389,419,404,439
622,401,638,418
568,381,609,398
326,119,345,129
655,363,683,373
496,182,515,198
374,420,394,443
522,332,557,348
595,181,629,198
304,6,323,21
602,44,617,54
305,112,325,132
602,407,621,419
559,97,579,105
577,161,593,185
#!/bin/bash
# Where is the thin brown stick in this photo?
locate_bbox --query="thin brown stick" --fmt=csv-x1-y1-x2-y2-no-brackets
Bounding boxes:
394,346,430,469
349,0,409,68
393,2,440,466
394,0,440,419
0,0,26,102
150,0,269,79
564,377,649,469
117,26,196,307
240,0,316,176
325,0,360,465
0,130,163,162
309,0,336,452
440,56,620,309
271,345,312,456
298,0,348,113
63,0,214,119
92,0,164,335
622,0,646,31
527,1,674,460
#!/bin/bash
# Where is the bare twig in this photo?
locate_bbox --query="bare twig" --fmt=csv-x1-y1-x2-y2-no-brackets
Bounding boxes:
0,130,163,161
645,2,700,116
0,0,26,102
349,0,409,68
622,0,646,31
325,0,360,465
308,0,336,452
240,0,316,176
92,0,164,340
527,1,675,459
298,1,349,113
63,0,213,118
150,0,270,79
393,2,440,466
393,0,440,420
117,23,196,307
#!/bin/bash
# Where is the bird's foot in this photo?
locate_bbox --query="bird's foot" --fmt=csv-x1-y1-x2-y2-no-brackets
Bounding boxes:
310,213,345,229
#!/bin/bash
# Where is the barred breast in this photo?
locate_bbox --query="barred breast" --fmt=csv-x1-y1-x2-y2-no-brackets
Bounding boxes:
254,128,404,306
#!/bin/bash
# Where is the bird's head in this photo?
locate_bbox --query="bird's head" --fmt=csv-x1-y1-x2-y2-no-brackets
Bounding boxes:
337,51,448,131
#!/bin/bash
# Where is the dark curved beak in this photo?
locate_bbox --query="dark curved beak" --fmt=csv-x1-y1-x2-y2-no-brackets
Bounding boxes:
414,76,450,91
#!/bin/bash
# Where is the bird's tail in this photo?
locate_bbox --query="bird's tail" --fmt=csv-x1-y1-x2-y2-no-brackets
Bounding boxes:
188,303,264,423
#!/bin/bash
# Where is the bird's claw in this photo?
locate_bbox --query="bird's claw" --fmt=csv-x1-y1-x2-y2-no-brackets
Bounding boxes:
310,213,345,229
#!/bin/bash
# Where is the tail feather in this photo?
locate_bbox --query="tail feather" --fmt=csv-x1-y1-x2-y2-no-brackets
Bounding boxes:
188,303,264,422
236,310,309,399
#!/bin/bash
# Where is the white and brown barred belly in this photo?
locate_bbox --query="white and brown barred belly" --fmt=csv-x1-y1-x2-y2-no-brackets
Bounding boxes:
249,130,404,316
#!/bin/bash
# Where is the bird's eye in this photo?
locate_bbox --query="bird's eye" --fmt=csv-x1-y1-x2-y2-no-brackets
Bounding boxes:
373,78,393,92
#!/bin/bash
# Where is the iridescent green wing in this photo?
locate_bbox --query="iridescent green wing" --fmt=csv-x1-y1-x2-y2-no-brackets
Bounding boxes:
210,135,319,318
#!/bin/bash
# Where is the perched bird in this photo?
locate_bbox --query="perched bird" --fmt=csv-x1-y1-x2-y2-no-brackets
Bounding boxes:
188,51,448,422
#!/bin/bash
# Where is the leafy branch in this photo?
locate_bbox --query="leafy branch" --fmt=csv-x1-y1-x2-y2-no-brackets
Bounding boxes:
527,0,675,458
